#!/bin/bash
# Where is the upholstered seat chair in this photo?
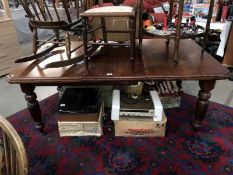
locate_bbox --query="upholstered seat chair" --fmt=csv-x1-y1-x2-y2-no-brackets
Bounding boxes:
80,0,143,71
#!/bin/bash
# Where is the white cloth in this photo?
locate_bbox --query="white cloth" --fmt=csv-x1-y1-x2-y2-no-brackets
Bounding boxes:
84,6,133,14
111,90,120,121
196,21,232,57
172,19,232,57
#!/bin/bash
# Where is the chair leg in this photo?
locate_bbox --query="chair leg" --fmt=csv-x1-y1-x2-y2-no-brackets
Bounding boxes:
55,30,60,41
100,17,107,43
130,16,136,71
82,17,89,71
138,23,143,53
32,29,38,55
65,31,71,59
89,23,97,43
137,0,143,53
166,39,170,46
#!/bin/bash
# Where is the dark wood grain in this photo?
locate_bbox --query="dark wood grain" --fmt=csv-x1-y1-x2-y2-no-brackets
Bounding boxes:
142,39,228,80
193,80,216,130
7,39,228,85
20,84,45,132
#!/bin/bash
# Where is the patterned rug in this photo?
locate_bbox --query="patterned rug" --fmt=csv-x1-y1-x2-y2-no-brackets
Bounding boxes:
6,93,233,175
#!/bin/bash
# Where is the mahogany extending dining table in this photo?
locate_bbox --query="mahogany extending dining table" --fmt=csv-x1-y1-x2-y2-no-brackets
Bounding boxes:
6,39,229,132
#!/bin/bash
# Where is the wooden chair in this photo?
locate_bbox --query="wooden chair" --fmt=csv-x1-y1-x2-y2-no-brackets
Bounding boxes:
85,0,95,9
80,0,143,71
15,0,86,64
0,115,28,175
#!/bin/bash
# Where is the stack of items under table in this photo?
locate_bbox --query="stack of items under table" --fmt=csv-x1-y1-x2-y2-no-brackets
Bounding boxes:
57,88,104,137
56,81,181,137
111,81,181,137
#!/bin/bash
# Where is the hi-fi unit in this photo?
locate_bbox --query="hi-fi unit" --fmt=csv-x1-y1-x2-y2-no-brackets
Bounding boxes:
111,90,163,122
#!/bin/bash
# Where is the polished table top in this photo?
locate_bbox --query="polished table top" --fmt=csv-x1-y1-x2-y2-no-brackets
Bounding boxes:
6,39,229,85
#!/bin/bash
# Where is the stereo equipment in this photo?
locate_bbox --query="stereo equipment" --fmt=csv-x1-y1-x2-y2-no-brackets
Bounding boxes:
111,90,163,122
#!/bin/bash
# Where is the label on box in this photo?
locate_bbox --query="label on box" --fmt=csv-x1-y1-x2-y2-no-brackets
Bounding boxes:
58,123,83,131
127,128,154,135
114,114,167,137
84,123,100,133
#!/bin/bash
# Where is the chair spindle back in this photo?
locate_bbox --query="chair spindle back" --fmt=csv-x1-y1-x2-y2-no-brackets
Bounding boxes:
0,115,28,175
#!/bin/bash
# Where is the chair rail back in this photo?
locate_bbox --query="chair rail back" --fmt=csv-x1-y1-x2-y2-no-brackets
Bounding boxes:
18,0,83,24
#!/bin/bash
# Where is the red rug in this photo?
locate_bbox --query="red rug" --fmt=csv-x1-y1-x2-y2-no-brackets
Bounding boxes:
6,93,233,175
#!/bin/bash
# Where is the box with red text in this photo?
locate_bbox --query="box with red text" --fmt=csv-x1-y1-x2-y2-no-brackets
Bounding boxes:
114,113,167,137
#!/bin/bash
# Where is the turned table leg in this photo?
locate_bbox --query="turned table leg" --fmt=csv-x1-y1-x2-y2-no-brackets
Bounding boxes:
20,84,45,132
193,80,216,130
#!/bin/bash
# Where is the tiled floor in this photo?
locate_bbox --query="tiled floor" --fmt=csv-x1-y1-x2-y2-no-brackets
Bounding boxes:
0,78,57,117
0,42,233,117
182,80,233,107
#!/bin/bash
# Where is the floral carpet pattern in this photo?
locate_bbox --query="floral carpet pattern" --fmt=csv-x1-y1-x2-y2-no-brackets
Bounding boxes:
6,93,233,175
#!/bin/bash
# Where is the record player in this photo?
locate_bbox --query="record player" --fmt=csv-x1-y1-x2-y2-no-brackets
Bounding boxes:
111,90,163,122
120,93,155,117
58,88,101,114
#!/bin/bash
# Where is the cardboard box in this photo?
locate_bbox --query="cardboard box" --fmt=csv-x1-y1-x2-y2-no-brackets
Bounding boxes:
114,113,167,137
57,102,104,137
